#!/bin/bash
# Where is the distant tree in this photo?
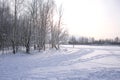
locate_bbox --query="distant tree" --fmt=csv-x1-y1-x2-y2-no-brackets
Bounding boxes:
114,37,119,43
69,36,77,48
91,37,95,43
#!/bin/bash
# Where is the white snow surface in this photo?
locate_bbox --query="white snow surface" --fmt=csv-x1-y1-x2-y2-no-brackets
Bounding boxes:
0,45,120,80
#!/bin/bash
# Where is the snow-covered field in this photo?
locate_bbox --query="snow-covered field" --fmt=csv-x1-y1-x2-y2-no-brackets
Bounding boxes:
0,45,120,80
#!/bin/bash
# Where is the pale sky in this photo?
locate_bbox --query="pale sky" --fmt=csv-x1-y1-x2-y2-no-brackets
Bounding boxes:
55,0,120,39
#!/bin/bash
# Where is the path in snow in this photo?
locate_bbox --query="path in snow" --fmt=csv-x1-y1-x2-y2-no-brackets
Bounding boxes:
0,45,120,80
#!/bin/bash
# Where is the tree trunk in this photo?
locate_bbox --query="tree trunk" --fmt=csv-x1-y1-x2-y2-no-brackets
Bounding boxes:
26,40,30,53
12,40,16,54
26,46,30,53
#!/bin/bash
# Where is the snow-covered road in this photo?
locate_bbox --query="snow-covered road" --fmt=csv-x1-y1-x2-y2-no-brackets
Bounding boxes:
0,45,120,80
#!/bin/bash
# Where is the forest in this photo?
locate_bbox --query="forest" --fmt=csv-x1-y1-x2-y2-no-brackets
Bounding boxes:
0,0,68,54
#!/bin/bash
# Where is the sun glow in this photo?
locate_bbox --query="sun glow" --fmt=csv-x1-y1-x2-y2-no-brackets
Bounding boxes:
56,0,120,39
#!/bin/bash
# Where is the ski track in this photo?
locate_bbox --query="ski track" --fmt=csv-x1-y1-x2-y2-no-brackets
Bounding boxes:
0,45,120,80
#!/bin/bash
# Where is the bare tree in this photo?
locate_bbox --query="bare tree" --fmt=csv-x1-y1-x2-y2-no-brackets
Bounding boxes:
47,0,58,49
57,4,63,49
21,15,32,53
49,4,68,50
28,0,38,50
0,0,12,53
11,0,24,54
37,0,55,50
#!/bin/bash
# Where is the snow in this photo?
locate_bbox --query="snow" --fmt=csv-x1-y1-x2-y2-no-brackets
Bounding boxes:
0,45,120,80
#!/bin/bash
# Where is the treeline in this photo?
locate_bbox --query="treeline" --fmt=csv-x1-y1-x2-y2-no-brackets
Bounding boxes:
69,36,120,45
0,0,68,54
